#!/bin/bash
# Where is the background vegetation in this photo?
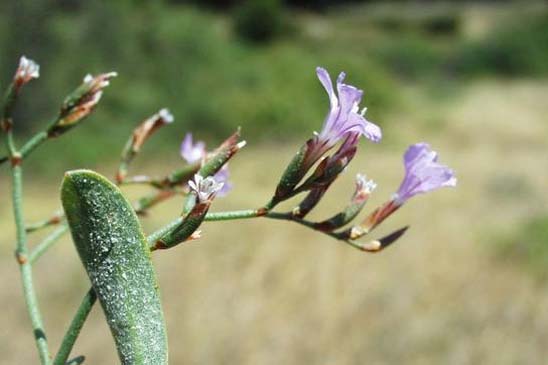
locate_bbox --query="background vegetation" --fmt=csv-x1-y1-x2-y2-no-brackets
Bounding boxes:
1,1,547,364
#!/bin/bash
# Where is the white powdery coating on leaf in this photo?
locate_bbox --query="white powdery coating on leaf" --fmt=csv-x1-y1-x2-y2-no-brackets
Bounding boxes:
66,174,168,365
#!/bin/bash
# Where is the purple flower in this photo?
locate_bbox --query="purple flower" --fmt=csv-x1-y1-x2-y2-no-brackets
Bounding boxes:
180,133,233,196
180,133,206,164
394,143,457,204
213,165,232,197
315,67,382,148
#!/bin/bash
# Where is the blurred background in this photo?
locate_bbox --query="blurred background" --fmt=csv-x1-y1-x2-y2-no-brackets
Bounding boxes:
1,0,547,364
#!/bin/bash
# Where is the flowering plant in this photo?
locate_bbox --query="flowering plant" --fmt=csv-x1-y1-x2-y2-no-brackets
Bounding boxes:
1,57,456,365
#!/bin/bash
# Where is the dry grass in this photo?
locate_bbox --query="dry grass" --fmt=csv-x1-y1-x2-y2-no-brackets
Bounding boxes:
1,79,548,364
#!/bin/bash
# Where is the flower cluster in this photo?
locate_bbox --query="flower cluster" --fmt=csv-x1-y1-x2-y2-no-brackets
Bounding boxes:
267,67,457,250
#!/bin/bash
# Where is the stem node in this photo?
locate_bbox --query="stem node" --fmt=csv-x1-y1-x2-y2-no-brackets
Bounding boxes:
10,152,22,166
15,251,28,265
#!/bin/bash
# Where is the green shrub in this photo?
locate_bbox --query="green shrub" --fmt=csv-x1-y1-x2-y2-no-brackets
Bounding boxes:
495,214,548,279
372,35,446,80
455,13,548,76
233,0,285,43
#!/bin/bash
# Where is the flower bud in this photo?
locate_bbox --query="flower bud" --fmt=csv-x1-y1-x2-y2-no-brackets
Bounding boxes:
2,56,40,132
117,108,174,183
345,199,400,240
152,175,223,250
314,174,375,231
48,72,117,137
13,56,39,89
346,226,409,252
294,133,359,194
292,184,330,219
198,130,246,178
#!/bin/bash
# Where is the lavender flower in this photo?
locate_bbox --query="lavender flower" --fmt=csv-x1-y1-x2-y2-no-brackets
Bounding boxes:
180,133,206,164
270,68,381,203
14,56,39,87
188,174,224,203
315,67,382,148
213,165,232,196
393,143,457,205
180,133,232,196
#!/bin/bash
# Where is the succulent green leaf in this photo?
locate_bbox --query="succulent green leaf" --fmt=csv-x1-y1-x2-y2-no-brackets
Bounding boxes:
61,170,168,365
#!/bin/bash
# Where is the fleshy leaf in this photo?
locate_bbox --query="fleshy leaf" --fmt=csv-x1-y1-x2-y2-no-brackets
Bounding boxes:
61,170,168,365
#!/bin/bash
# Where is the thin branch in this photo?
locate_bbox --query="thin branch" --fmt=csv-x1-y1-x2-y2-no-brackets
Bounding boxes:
52,289,97,365
26,210,64,233
3,76,52,362
29,225,69,264
10,165,51,364
0,130,49,166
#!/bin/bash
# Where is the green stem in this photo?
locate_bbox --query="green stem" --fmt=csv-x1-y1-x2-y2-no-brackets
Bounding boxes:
205,209,262,221
3,84,18,157
265,211,343,240
52,289,97,365
20,131,49,159
11,165,51,364
0,130,49,166
26,210,64,233
145,209,264,245
29,225,70,264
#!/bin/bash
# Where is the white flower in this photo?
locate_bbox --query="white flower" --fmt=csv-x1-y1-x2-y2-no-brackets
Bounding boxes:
356,173,377,194
158,108,174,124
188,174,224,203
14,56,40,85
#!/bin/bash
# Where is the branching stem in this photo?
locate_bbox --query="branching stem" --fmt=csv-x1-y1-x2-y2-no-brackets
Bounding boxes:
6,150,52,364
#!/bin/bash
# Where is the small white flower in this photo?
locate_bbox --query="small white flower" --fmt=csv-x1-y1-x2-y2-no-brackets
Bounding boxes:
356,173,376,194
188,174,224,203
83,72,117,91
15,56,40,84
158,108,174,124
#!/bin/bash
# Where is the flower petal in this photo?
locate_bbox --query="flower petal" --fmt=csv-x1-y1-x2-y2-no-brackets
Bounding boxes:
395,143,456,203
316,67,338,108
